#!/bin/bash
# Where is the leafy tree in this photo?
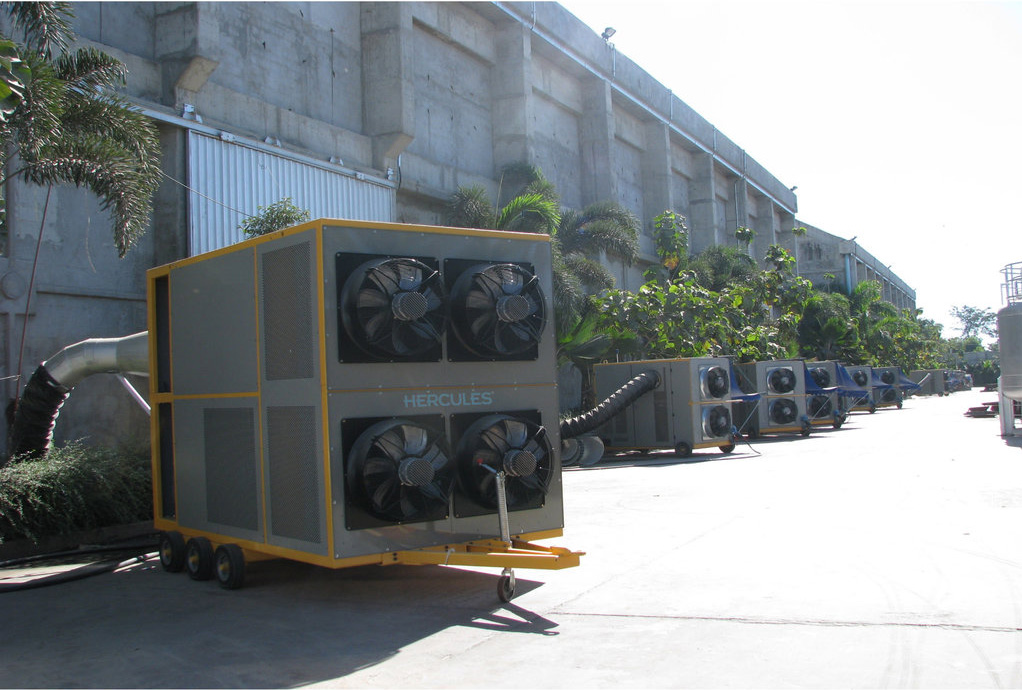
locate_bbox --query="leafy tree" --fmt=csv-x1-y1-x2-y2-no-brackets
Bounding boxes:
689,244,758,292
239,197,310,237
734,226,755,250
0,1,161,257
950,305,998,339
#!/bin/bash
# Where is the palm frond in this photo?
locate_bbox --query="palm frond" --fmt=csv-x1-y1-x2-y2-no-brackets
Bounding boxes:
563,252,616,291
54,47,127,91
496,192,560,234
445,185,495,229
5,1,74,58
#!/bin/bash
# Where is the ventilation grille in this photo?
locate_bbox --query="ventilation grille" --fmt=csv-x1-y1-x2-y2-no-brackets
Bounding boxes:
267,406,322,544
262,242,314,380
204,408,259,531
653,390,669,442
158,403,175,519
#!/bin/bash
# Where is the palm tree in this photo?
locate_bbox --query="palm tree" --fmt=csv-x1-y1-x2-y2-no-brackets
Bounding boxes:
689,244,758,292
446,162,639,336
1,1,161,257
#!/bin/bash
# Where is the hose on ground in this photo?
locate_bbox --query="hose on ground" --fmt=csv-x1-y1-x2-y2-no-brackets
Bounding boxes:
560,369,661,439
8,365,70,460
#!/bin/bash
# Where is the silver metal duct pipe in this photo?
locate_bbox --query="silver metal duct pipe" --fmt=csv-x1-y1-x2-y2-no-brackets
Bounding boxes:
43,331,149,389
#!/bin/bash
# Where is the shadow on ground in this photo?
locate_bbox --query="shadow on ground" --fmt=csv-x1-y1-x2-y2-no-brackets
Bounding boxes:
0,556,557,688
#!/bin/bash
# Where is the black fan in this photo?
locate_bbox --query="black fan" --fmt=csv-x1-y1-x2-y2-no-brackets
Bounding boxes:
880,370,896,385
809,394,832,417
347,419,454,523
341,257,446,359
701,366,729,399
457,414,552,510
449,263,546,358
880,388,898,403
809,367,831,388
702,405,732,438
769,398,799,424
852,369,869,387
768,367,797,394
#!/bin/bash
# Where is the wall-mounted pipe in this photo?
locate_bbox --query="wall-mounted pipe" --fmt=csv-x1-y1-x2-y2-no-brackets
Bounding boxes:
7,332,149,460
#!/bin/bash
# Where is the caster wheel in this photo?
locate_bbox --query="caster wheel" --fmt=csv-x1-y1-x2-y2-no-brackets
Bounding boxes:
185,536,214,581
497,569,516,603
800,423,811,437
719,442,735,454
214,543,246,590
674,441,692,458
158,531,186,573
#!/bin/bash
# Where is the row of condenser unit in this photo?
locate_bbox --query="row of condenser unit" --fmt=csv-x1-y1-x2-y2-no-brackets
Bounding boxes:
592,357,918,456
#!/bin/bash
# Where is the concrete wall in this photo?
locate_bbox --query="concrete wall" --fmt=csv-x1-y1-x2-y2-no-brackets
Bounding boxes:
0,1,911,455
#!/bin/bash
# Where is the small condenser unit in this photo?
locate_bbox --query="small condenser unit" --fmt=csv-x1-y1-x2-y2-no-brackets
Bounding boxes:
593,358,735,457
909,369,947,396
843,365,875,413
871,366,903,409
736,360,811,437
805,360,845,429
147,219,580,597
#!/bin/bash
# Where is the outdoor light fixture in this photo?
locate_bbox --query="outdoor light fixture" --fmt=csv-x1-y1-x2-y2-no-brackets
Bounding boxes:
601,27,616,40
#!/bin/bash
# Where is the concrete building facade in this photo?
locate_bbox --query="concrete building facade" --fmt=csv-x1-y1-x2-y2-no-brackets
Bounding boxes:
0,1,913,454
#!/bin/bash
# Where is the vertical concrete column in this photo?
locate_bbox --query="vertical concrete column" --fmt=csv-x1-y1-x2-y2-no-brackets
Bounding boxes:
752,195,774,266
492,22,534,170
641,121,672,234
362,2,415,171
154,3,221,108
688,153,717,254
580,76,615,204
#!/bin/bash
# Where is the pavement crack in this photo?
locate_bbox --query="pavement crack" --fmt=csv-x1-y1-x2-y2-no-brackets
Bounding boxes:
550,610,1022,634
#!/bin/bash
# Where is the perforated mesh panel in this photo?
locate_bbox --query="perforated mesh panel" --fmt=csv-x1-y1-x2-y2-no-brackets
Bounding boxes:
262,242,314,380
654,391,669,442
204,408,259,531
267,406,322,544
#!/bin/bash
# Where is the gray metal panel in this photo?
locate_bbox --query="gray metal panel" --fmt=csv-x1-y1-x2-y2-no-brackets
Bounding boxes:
261,241,315,381
170,248,259,396
187,132,395,255
327,385,562,560
322,224,557,390
265,405,325,551
172,397,264,543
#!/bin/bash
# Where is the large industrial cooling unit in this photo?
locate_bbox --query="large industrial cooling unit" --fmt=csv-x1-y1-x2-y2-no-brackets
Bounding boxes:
736,360,811,437
843,365,875,413
147,219,581,597
871,366,903,409
805,360,845,429
593,358,736,457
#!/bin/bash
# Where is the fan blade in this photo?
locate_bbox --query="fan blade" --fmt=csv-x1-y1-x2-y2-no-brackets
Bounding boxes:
480,426,510,454
401,425,429,456
396,263,423,291
369,474,400,511
418,482,447,503
499,267,524,294
504,419,528,448
399,491,419,518
356,288,389,310
464,288,496,311
421,444,447,469
374,429,407,462
362,310,391,342
367,264,401,294
469,312,498,342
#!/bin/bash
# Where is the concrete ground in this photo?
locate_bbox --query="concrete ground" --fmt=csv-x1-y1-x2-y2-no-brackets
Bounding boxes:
2,387,1021,689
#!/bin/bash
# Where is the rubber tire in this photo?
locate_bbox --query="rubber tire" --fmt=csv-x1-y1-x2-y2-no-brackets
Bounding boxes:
214,543,246,590
158,531,186,573
497,573,516,603
185,536,214,581
719,442,735,454
675,441,692,458
800,423,811,437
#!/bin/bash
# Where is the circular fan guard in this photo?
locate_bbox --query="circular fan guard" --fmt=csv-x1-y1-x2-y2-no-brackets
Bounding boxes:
341,257,447,359
769,398,799,424
880,370,896,385
852,369,869,387
457,414,552,510
450,263,546,358
880,388,898,403
808,394,832,417
768,367,797,394
809,367,831,388
701,366,729,399
347,419,453,523
702,405,731,438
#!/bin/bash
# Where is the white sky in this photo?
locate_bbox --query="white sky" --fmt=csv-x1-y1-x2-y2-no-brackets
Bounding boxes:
558,0,1022,337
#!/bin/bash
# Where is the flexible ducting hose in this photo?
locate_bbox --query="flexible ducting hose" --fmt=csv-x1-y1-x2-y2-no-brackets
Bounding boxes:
560,369,661,439
7,332,149,460
8,365,71,459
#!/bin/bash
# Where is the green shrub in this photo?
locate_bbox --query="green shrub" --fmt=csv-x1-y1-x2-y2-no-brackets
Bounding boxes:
0,442,152,543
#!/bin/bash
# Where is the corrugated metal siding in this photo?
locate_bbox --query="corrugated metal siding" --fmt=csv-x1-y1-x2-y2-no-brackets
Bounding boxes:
187,132,395,256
